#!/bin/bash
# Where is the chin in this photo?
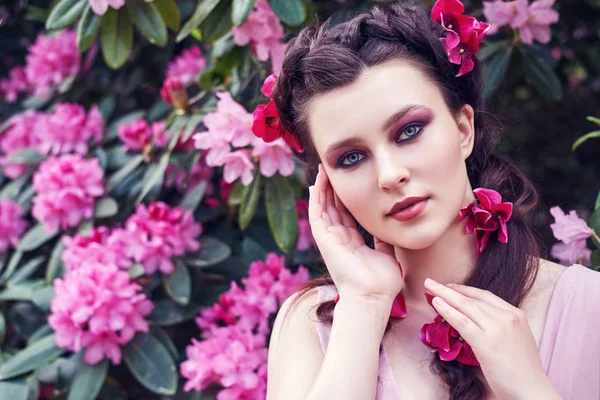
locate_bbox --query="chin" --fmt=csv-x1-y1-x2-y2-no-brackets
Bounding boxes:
385,219,447,250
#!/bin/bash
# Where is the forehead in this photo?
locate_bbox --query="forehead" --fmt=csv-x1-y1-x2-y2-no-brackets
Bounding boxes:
306,59,446,150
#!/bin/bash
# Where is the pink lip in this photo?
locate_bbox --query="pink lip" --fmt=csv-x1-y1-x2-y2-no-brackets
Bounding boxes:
389,198,429,222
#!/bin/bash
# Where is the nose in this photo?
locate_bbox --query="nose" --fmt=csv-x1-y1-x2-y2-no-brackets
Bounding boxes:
376,148,410,191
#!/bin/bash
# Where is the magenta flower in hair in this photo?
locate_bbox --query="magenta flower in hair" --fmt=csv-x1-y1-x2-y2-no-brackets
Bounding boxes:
459,188,513,254
419,292,480,366
431,0,490,77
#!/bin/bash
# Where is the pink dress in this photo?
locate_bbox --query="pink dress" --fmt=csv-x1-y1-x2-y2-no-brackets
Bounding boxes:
315,264,600,400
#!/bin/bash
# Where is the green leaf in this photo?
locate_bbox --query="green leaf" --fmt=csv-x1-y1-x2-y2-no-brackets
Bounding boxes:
0,312,5,345
265,174,298,253
587,116,600,126
0,174,31,200
0,334,64,380
150,327,178,362
176,0,220,42
136,152,170,203
267,0,305,26
0,377,29,400
94,197,119,218
6,149,44,164
8,257,45,285
241,236,267,267
572,130,600,151
67,358,108,400
227,181,245,206
154,0,181,31
162,260,191,305
184,236,231,267
179,181,207,211
591,250,600,269
46,0,86,30
1,251,23,282
198,0,233,43
232,0,256,26
31,286,55,311
477,40,508,62
239,171,262,229
483,46,513,100
106,154,144,192
595,190,600,211
148,286,229,326
101,8,134,69
122,333,177,395
46,239,65,284
77,5,102,52
521,45,563,101
126,0,168,47
28,324,53,345
17,224,59,252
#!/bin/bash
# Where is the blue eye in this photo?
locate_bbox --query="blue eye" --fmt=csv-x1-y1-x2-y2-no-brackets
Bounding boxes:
396,123,424,142
338,152,365,167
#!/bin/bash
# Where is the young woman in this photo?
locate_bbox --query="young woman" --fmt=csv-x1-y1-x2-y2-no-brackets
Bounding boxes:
261,2,600,399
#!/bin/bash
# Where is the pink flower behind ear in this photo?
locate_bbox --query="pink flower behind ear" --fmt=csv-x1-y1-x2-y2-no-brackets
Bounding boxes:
549,206,591,244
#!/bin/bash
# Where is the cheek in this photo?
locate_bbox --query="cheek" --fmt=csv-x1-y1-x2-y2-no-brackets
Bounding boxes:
329,172,374,222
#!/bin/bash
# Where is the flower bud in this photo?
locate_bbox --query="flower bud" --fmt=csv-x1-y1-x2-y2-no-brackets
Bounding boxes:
160,76,189,113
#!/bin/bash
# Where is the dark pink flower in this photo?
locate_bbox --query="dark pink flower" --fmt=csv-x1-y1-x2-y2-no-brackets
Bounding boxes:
160,76,189,111
252,100,303,153
0,199,28,254
459,188,513,254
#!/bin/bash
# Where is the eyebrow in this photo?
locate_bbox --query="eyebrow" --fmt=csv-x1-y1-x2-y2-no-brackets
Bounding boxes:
324,104,429,156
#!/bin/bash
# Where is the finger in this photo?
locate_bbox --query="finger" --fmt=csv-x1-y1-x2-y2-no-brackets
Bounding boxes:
446,283,514,312
333,191,357,229
425,279,493,329
308,168,329,226
430,296,481,345
321,167,343,226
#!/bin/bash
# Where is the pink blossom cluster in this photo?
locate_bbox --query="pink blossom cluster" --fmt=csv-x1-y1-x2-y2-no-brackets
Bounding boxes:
62,226,134,271
0,104,104,179
549,206,593,266
32,154,105,233
126,202,202,275
231,0,286,74
0,30,79,101
193,92,295,186
166,46,207,86
180,325,268,398
0,110,43,179
49,262,153,365
118,118,194,152
483,0,559,44
0,199,28,254
88,0,152,15
181,253,309,397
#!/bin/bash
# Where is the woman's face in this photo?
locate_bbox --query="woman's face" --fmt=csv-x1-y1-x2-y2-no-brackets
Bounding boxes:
307,59,476,249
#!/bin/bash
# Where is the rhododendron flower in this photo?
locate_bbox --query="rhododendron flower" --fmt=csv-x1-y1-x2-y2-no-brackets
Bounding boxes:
231,0,286,74
483,0,529,34
49,262,153,365
0,199,28,254
166,46,206,85
36,103,104,155
459,188,513,254
252,100,303,152
126,202,202,275
549,206,592,244
160,76,189,111
32,155,105,233
251,138,295,177
221,150,255,186
519,0,559,44
62,227,134,271
24,30,80,98
118,118,153,151
550,240,591,266
0,66,28,103
88,0,152,15
180,325,268,398
0,110,43,179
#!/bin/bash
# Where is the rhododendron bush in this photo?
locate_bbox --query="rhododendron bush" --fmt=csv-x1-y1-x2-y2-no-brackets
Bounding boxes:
0,0,598,398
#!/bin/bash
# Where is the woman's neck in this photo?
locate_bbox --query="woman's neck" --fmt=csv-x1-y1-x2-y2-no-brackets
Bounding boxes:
395,217,479,308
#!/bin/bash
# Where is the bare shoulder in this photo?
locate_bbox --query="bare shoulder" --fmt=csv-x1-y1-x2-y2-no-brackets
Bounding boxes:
266,287,324,400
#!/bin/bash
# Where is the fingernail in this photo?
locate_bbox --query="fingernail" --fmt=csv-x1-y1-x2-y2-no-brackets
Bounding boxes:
425,278,438,287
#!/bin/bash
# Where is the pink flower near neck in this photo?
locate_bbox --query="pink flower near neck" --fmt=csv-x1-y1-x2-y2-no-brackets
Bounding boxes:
549,206,592,245
459,188,513,254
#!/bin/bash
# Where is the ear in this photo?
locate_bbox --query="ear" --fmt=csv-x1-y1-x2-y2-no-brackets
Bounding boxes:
457,104,475,160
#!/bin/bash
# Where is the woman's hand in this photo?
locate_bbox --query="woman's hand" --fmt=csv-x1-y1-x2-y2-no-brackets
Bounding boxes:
423,279,562,400
308,164,403,304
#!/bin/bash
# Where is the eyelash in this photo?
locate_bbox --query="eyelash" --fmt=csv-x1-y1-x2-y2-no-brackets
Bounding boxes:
336,122,426,168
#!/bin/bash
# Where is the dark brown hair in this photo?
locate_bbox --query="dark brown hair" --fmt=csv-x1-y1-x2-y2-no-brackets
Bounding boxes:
273,2,541,399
